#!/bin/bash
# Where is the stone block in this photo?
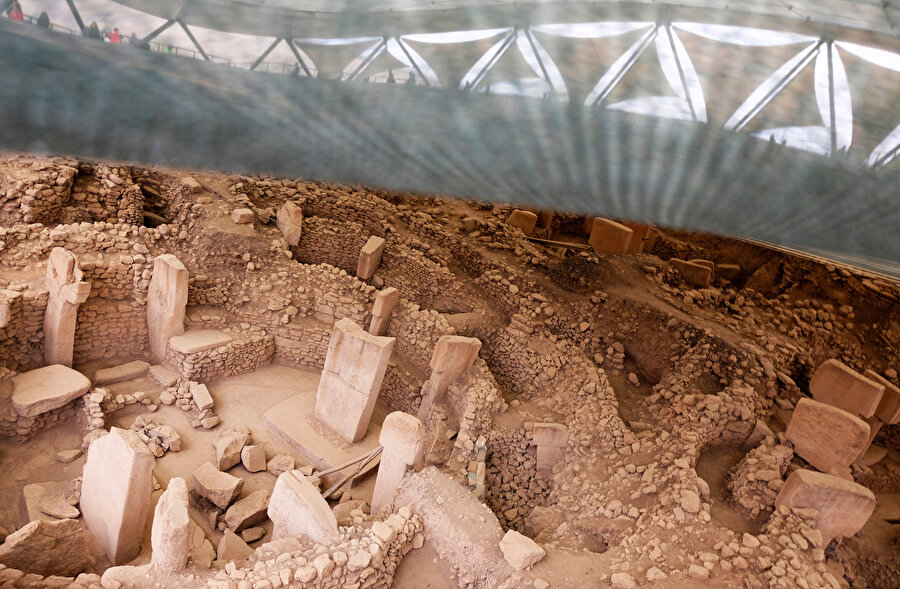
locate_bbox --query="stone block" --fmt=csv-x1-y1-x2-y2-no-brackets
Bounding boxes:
231,208,255,224
775,469,876,545
315,318,395,443
589,218,633,255
224,490,270,532
671,258,712,288
190,382,215,411
241,445,267,473
276,201,303,246
217,529,253,562
810,360,884,418
499,530,546,570
356,236,386,280
149,364,180,387
268,471,339,544
147,255,188,361
0,519,88,577
215,433,248,471
169,329,232,355
151,477,191,572
93,360,150,385
688,259,716,280
181,176,202,193
623,221,651,254
785,398,869,473
11,365,91,418
507,210,538,235
717,263,742,282
193,462,244,509
863,370,900,424
81,427,154,565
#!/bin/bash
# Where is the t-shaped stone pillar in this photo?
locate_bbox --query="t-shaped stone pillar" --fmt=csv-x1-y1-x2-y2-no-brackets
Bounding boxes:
371,411,424,514
357,236,386,280
314,318,395,443
43,248,91,366
368,287,399,336
147,255,188,362
417,335,481,421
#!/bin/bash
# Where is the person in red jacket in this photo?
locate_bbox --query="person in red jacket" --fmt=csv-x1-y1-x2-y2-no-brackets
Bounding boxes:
8,2,24,21
109,27,121,44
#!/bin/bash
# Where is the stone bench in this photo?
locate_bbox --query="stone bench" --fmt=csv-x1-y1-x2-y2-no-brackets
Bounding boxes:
166,329,275,381
11,365,91,418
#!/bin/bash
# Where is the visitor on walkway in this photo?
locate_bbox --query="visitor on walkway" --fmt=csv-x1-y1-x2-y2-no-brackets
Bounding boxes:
86,21,101,40
109,27,121,44
7,1,23,21
36,11,49,28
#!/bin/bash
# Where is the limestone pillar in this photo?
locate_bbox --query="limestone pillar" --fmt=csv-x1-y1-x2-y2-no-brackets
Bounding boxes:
371,411,424,514
43,248,90,366
589,218,633,254
314,318,395,443
810,359,885,418
785,398,869,474
357,236,385,280
147,255,188,362
81,427,154,565
276,201,303,246
417,335,481,421
775,469,876,546
858,370,900,459
532,422,569,475
368,287,399,336
151,477,191,572
268,471,339,543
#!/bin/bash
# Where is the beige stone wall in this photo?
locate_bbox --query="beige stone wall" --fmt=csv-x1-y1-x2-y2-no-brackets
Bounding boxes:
166,328,275,381
0,157,78,225
293,216,368,274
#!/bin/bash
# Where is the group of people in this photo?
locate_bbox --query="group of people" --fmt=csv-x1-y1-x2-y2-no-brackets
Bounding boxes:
5,2,142,47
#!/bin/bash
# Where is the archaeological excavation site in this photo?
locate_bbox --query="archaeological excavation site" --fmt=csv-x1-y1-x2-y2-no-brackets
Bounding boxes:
2,1,900,588
0,154,897,589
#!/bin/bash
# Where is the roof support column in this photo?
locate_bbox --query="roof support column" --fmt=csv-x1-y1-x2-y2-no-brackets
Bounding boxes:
64,0,85,33
178,18,209,61
251,37,283,71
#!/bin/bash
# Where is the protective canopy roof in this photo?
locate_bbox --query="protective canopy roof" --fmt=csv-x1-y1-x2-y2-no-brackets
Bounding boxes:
114,0,900,42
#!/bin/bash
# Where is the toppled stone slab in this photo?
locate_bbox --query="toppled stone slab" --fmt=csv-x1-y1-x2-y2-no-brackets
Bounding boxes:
224,489,270,532
0,518,89,577
11,365,91,418
396,467,515,581
39,493,80,519
169,329,233,355
193,462,244,509
151,477,191,573
775,469,876,545
785,398,869,473
810,359,884,418
499,530,546,570
93,360,150,385
149,364,180,387
268,471,339,544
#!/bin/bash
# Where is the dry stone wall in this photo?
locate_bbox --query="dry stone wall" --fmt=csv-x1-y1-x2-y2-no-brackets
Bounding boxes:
166,328,275,381
0,156,78,225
